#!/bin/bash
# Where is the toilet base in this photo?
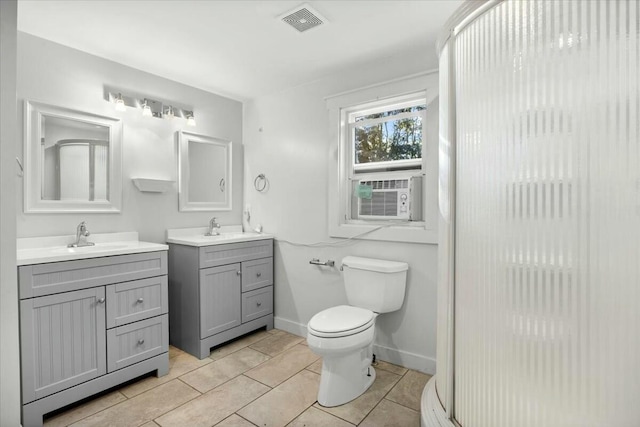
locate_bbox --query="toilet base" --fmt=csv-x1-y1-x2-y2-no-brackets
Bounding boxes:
316,349,376,407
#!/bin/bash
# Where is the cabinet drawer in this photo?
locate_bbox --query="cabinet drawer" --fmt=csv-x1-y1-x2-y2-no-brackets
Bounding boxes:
199,239,273,269
19,251,168,299
242,286,273,324
107,315,168,372
106,276,168,328
242,258,273,292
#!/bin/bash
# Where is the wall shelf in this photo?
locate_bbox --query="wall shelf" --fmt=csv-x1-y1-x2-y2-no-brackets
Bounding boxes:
131,178,174,193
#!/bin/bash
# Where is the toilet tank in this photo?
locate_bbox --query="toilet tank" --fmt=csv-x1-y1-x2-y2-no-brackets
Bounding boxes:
342,256,409,313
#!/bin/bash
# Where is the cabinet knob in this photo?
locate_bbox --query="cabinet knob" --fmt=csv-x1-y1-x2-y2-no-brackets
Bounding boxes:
138,338,145,345
137,297,144,304
97,297,105,304
237,271,242,276
256,302,262,307
256,272,262,277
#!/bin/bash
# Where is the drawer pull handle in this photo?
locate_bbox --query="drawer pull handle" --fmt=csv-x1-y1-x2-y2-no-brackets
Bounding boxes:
97,298,105,304
237,271,242,276
256,302,262,307
138,338,145,345
137,298,144,304
256,272,262,277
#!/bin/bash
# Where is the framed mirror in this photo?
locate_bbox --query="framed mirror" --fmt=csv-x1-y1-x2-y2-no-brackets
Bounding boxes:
178,131,232,211
24,100,123,213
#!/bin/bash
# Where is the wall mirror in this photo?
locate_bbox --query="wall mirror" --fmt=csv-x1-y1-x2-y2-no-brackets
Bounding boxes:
24,101,123,213
178,131,232,211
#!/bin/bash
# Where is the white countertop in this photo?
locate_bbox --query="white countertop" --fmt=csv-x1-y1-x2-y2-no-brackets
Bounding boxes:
17,232,168,266
166,225,273,247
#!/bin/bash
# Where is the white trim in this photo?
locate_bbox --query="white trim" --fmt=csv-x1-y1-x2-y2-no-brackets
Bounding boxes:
274,316,435,374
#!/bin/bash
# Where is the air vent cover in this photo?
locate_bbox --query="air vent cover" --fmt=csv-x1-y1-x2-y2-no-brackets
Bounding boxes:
281,4,325,33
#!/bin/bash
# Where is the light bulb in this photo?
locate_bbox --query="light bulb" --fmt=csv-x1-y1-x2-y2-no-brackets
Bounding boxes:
141,100,152,117
114,93,126,112
164,106,174,119
186,113,196,126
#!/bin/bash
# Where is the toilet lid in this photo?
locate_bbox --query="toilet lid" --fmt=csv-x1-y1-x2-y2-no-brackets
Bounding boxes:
308,305,375,338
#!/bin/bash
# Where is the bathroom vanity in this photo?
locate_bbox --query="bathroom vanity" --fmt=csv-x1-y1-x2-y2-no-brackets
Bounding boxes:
17,233,169,427
166,227,274,359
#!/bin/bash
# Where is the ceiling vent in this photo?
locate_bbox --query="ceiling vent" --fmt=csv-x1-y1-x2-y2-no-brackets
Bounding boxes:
280,4,326,33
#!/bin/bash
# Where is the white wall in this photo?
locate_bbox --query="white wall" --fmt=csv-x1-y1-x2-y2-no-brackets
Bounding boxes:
1,1,21,425
243,51,440,373
16,33,244,242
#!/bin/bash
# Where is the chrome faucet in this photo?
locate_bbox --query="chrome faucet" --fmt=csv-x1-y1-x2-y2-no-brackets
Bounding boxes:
205,217,221,236
68,221,95,248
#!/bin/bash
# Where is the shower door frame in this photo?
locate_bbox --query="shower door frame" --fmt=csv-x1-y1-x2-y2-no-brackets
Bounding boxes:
430,1,504,425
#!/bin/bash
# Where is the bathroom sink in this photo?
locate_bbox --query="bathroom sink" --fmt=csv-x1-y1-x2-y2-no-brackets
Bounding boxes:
17,231,168,266
51,243,130,254
166,226,273,247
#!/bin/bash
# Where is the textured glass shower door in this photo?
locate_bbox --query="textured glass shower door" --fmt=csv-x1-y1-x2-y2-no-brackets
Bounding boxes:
452,1,640,426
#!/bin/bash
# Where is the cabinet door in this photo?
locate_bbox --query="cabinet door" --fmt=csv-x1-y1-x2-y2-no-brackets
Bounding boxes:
20,287,106,404
200,264,241,338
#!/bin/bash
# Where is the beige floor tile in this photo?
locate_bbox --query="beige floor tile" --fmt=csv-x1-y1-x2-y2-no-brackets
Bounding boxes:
155,375,269,427
168,345,185,359
44,391,127,427
266,328,283,335
140,423,160,427
237,369,320,427
359,399,420,427
374,360,408,376
385,370,432,411
215,414,257,426
70,379,199,427
246,344,319,387
287,406,354,427
306,359,322,375
249,331,304,356
181,347,270,393
209,330,271,361
314,369,401,425
119,350,213,398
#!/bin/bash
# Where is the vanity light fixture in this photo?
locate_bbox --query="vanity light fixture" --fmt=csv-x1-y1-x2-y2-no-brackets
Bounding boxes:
114,93,127,112
186,111,196,126
106,90,195,123
141,99,152,117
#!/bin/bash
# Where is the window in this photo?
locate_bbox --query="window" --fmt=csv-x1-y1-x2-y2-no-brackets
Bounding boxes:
326,72,438,244
344,94,426,223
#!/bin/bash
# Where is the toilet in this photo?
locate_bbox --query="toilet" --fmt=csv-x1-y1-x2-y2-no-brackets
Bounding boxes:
306,256,409,407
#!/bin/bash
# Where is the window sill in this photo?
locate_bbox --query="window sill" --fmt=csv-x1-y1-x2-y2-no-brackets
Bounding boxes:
329,222,437,245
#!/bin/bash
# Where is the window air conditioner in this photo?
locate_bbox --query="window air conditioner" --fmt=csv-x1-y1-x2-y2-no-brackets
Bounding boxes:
354,175,423,221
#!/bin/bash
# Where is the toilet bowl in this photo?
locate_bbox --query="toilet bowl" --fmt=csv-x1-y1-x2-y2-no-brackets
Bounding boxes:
307,256,408,407
307,305,378,407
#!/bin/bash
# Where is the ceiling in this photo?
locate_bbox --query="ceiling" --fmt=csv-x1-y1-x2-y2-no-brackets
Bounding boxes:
17,0,463,101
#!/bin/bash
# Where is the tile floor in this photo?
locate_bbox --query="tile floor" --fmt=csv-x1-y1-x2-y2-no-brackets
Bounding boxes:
44,329,431,427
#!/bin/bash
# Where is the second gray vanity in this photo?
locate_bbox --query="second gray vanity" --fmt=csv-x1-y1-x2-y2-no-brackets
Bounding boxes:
167,228,274,359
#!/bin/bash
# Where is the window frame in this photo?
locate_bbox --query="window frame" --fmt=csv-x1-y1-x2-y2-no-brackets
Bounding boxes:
326,72,439,244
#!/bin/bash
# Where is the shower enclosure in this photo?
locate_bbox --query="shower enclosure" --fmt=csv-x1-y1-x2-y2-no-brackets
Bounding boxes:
422,1,639,426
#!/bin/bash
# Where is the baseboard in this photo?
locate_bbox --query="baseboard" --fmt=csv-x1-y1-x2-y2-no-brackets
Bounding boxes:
274,316,308,337
274,316,436,374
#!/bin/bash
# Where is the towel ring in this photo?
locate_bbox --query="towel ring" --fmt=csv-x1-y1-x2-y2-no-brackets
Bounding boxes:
254,174,267,192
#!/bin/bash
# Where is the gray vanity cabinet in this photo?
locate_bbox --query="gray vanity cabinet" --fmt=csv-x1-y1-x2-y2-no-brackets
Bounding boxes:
168,239,274,359
19,251,169,427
